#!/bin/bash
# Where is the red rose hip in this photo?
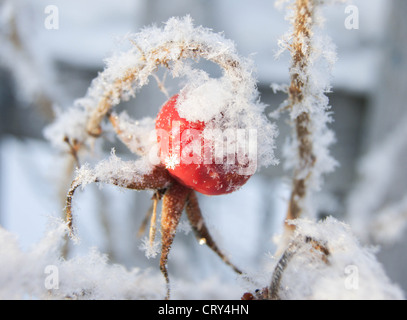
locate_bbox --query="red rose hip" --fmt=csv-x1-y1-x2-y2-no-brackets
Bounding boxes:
155,94,252,195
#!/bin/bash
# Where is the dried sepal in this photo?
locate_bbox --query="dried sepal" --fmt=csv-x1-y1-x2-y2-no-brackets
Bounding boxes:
65,157,172,237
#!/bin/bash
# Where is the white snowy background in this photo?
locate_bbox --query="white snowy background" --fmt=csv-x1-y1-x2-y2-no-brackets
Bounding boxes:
0,0,406,299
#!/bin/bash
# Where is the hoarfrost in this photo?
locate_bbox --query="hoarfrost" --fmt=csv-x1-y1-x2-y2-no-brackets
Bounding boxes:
273,0,338,218
73,149,154,189
268,218,404,300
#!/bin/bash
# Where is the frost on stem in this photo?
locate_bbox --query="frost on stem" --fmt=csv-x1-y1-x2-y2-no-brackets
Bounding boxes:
274,0,337,228
244,218,404,300
65,151,172,237
268,233,329,300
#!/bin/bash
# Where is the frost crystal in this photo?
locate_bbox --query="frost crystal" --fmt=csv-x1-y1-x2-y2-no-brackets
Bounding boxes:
139,237,161,259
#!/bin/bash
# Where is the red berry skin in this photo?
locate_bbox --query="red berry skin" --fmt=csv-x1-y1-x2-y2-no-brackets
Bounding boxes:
155,94,252,196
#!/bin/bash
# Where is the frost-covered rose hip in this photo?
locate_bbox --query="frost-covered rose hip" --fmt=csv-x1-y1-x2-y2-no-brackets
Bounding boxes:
155,94,252,195
60,17,278,300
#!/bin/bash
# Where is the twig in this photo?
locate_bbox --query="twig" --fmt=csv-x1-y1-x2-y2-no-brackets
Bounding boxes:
63,136,81,168
285,0,317,231
268,236,330,300
241,235,330,300
152,72,170,99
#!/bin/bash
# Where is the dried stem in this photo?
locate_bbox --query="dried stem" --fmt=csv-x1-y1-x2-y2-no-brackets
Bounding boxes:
268,236,329,300
65,180,81,236
137,203,154,238
268,240,299,300
149,191,162,247
285,0,317,230
152,72,170,99
241,235,330,300
63,137,81,168
65,165,172,238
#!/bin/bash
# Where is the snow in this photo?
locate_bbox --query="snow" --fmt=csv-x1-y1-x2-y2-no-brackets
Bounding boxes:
266,218,404,300
0,132,404,299
176,77,234,123
1,189,403,299
0,221,166,300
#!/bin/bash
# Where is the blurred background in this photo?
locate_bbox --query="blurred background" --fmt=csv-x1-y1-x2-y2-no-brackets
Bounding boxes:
1,0,407,298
